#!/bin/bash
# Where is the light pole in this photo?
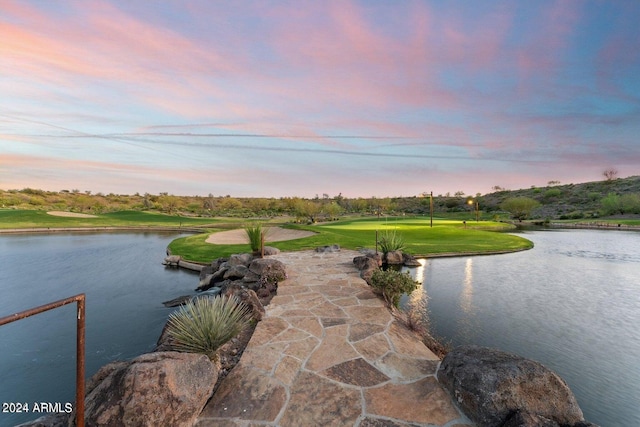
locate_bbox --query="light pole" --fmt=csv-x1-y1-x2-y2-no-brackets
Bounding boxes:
429,191,433,227
467,198,479,222
422,191,433,227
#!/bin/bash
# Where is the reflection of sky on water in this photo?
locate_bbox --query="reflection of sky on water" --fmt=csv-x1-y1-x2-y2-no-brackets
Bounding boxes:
461,258,473,314
402,259,429,331
402,230,640,426
412,258,426,285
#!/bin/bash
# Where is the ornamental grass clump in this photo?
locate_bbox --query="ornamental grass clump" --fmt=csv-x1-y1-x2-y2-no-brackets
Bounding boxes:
370,268,418,308
378,229,405,255
244,223,263,253
167,296,252,359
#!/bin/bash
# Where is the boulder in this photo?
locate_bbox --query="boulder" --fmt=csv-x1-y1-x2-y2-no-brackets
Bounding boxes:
502,411,562,427
223,264,249,280
223,284,266,321
263,246,280,255
197,257,227,280
83,352,216,427
163,255,181,266
199,264,216,280
242,270,261,283
359,267,376,284
402,252,422,267
195,267,227,291
353,255,381,271
315,244,340,253
384,250,404,265
437,345,587,427
162,295,192,308
227,253,253,267
197,273,215,289
248,258,286,279
353,254,381,285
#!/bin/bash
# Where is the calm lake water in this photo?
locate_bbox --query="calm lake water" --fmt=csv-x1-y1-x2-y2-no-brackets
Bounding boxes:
0,232,198,427
1,230,637,426
404,229,639,427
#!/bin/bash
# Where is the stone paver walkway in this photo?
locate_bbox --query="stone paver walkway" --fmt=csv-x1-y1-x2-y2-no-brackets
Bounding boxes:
196,250,473,427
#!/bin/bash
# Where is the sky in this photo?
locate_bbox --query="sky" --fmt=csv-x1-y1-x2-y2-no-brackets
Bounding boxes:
1,0,639,198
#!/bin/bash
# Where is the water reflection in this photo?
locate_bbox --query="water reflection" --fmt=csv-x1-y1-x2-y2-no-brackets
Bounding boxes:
402,230,640,427
460,258,473,314
413,258,426,284
402,259,429,332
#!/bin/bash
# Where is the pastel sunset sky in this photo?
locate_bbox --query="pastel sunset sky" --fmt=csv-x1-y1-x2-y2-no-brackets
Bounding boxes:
1,0,639,198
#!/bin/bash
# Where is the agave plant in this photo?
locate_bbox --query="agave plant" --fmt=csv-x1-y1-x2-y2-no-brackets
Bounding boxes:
167,296,252,359
244,223,264,253
378,229,405,255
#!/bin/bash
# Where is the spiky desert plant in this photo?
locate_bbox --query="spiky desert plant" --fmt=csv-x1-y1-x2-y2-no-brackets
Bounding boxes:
378,229,405,255
167,296,252,359
244,223,263,253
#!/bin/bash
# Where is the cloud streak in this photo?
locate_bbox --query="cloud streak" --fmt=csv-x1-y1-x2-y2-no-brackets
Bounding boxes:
1,0,639,197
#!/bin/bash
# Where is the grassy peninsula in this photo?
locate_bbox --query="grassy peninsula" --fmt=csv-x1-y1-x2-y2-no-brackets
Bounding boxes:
4,175,640,262
0,209,531,263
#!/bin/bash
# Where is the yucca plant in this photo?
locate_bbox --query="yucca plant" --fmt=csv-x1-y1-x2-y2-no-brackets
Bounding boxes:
244,223,263,253
167,296,252,359
378,229,405,255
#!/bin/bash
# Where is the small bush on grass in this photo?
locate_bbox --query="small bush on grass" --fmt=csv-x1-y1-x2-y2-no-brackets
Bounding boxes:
370,268,418,308
244,224,263,253
167,296,252,360
378,229,405,254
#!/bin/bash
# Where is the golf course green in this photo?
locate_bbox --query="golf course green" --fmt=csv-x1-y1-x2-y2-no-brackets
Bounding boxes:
0,210,533,262
168,217,533,262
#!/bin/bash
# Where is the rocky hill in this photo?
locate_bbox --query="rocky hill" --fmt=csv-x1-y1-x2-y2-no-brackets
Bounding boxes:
479,175,640,220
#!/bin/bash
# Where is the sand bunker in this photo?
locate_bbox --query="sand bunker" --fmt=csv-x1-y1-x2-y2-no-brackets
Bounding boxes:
47,211,98,218
205,227,316,244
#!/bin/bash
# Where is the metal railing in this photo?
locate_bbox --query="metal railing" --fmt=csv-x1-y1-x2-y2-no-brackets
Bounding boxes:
0,294,85,427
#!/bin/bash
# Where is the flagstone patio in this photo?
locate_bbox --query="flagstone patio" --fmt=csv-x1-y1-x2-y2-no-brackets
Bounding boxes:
196,249,474,426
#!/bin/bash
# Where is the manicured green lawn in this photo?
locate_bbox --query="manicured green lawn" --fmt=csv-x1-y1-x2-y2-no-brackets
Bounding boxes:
168,217,533,262
0,209,232,229
0,211,533,263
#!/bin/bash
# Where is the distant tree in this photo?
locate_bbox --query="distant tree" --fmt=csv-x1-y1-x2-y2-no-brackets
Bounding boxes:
295,199,321,223
603,168,618,181
454,190,465,197
143,193,154,209
491,186,505,192
73,194,93,212
203,193,215,210
324,202,343,220
547,180,561,186
158,195,180,214
217,197,242,211
500,197,540,222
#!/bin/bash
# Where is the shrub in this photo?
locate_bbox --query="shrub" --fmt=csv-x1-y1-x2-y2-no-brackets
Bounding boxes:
544,188,562,199
378,229,405,254
370,268,418,308
244,223,263,252
166,296,252,359
567,211,584,219
600,193,621,215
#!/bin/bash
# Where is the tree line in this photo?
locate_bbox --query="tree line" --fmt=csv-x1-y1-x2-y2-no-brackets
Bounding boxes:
2,174,639,221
